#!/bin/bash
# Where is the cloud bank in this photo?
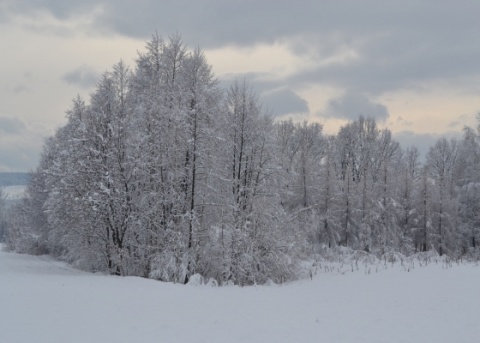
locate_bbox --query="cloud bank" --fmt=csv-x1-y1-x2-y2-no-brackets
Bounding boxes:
261,88,309,117
320,91,389,122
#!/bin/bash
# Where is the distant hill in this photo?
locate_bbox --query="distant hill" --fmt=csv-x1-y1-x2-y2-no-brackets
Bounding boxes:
0,172,29,187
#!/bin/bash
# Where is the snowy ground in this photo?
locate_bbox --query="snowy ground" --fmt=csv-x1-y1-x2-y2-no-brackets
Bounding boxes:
1,246,479,343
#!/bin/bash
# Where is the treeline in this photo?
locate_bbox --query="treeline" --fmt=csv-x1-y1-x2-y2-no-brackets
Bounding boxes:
3,34,480,284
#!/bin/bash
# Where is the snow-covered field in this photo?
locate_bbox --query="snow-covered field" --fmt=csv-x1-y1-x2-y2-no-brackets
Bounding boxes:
1,185,26,200
1,246,479,343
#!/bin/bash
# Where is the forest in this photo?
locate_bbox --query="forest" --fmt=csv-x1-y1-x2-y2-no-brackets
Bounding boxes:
2,34,480,285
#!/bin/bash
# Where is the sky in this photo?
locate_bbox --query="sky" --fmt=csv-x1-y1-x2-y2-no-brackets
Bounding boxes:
1,0,480,171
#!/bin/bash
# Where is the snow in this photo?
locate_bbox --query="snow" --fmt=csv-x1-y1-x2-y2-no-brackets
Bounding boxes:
1,245,479,343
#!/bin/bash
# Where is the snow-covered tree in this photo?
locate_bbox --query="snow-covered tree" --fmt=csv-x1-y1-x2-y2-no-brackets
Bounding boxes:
9,31,480,285
397,146,421,253
456,126,480,255
212,80,296,284
426,138,458,255
316,136,342,248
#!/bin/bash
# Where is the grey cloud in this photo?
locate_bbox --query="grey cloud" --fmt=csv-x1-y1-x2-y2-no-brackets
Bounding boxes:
320,91,389,122
0,5,8,23
283,28,480,95
217,72,271,92
4,1,96,21
397,116,413,127
63,65,98,89
0,119,45,172
112,1,480,94
11,85,29,94
6,1,480,96
394,130,462,160
448,114,473,129
0,117,26,135
260,88,309,117
7,1,479,45
0,143,40,172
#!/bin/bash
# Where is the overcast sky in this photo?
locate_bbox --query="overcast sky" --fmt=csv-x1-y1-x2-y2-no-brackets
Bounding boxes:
1,0,479,171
